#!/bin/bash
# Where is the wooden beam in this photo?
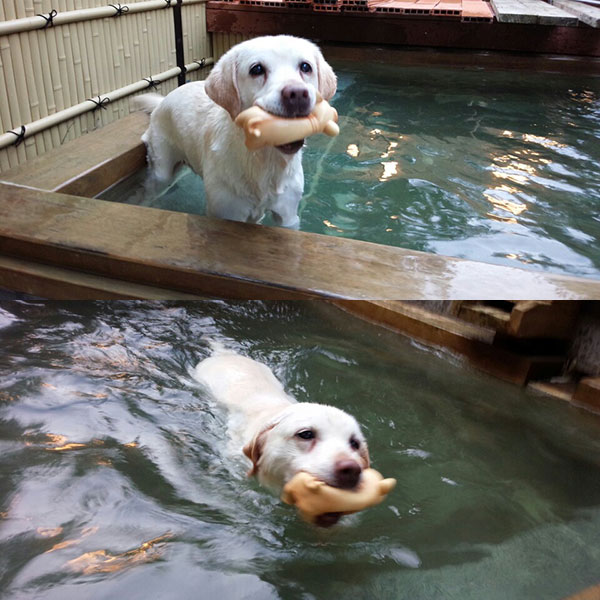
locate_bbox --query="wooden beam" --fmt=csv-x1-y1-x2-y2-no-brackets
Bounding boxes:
333,300,566,384
573,377,600,412
0,255,205,300
2,183,600,299
0,113,148,196
507,300,581,338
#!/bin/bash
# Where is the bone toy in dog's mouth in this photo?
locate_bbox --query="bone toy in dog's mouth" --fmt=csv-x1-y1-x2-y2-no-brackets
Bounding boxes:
281,468,396,526
234,93,339,152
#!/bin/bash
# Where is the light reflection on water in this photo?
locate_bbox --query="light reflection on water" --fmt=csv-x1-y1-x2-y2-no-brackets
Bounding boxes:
2,301,600,599
102,60,600,279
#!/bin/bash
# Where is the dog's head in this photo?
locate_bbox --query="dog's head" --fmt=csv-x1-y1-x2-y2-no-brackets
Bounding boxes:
205,35,337,155
243,402,369,525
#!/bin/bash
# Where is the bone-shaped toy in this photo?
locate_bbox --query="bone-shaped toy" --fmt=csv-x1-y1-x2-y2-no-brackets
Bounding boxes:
234,93,339,151
281,468,396,524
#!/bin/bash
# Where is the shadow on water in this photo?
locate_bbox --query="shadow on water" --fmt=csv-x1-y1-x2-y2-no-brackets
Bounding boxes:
2,301,600,599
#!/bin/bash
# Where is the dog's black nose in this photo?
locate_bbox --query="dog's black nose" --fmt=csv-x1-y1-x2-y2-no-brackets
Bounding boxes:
281,85,311,117
334,459,362,489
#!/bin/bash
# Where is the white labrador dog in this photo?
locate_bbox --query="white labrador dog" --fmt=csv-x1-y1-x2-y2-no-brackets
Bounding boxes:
133,35,337,228
193,348,369,527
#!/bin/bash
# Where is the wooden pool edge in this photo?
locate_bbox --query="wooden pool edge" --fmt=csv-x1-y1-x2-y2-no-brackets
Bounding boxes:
331,300,600,411
1,114,600,300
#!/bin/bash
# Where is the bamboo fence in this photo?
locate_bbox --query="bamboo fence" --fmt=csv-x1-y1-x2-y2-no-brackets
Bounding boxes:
0,0,214,172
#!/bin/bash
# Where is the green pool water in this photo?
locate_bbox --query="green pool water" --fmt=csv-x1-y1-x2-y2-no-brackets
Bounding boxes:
1,301,600,599
100,58,600,280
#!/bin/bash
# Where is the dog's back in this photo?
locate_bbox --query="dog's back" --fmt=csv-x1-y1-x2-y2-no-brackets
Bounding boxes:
193,351,294,414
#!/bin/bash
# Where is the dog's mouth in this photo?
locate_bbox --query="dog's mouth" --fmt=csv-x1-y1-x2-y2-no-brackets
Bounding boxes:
311,477,361,527
314,512,343,528
276,140,305,155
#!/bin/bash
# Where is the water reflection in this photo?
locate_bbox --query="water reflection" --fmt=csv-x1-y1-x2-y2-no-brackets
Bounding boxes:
2,301,600,599
301,62,600,278
67,533,173,575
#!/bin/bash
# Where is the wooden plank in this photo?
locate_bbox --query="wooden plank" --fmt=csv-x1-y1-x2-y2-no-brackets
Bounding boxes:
491,0,579,25
573,377,600,412
550,0,600,27
2,183,600,300
457,302,512,331
508,300,581,338
528,379,576,402
333,300,566,385
207,3,600,56
336,300,498,342
0,112,148,196
0,255,206,300
456,300,581,338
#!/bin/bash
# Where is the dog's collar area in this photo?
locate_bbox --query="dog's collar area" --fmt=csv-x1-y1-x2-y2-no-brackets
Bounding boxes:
276,139,304,154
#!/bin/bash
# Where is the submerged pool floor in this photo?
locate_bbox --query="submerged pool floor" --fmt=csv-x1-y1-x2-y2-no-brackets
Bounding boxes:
101,60,600,280
1,301,600,599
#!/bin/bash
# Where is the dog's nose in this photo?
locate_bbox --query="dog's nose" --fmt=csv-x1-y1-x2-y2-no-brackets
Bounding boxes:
281,85,311,117
334,459,362,489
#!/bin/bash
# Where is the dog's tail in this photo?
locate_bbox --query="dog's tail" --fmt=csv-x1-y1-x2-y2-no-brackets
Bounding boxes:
131,93,164,115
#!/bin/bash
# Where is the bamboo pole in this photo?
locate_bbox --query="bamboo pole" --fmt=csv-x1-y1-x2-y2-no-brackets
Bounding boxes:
28,29,54,154
21,31,45,159
6,34,29,164
0,58,214,151
49,14,72,145
0,0,209,37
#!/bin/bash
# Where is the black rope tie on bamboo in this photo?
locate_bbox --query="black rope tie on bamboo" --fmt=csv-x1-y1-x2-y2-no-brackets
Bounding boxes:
164,0,173,6
144,77,160,90
7,126,26,147
36,9,58,29
89,96,110,111
194,58,207,69
109,3,130,17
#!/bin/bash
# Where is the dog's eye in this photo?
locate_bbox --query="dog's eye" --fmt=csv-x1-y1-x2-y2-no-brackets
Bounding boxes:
296,429,315,440
349,437,360,450
299,62,313,74
249,63,265,77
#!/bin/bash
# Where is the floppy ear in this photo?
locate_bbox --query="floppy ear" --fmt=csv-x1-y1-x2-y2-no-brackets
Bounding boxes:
242,423,276,477
204,52,241,120
315,51,337,101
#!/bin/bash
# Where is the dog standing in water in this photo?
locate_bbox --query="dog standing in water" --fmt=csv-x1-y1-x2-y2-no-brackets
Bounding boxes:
133,36,337,228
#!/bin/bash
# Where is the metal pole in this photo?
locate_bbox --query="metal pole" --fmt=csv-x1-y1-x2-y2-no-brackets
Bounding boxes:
174,0,186,86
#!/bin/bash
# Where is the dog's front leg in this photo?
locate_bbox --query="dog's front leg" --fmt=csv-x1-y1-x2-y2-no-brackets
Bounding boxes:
205,183,260,224
270,176,303,230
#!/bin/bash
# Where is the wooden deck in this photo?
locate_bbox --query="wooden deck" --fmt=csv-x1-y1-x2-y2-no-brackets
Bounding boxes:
491,0,578,24
1,113,600,300
207,2,600,56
